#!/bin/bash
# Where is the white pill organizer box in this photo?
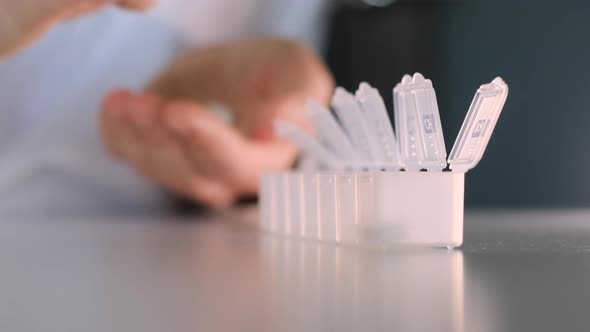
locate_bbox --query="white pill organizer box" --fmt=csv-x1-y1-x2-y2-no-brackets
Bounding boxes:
260,74,508,248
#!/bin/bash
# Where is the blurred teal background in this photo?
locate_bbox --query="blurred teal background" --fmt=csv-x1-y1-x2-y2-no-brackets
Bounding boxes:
326,0,590,207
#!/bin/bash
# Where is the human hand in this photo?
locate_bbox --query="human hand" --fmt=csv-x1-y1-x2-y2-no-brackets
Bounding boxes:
0,0,156,57
101,39,334,208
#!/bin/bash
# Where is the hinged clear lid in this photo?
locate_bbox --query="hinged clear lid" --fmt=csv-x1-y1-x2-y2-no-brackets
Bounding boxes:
356,82,401,169
448,77,509,172
393,73,447,171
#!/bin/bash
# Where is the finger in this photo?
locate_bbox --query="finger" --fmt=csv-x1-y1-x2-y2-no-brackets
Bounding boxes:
162,101,247,178
138,134,236,208
115,0,158,11
59,1,109,20
120,93,236,207
101,90,144,162
176,173,236,209
163,101,298,194
0,0,156,58
123,91,162,131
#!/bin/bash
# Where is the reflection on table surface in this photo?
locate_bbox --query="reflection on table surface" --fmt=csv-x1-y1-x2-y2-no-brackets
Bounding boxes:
1,208,590,332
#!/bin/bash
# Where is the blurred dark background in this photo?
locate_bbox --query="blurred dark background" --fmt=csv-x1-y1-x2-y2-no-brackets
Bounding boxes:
325,0,590,207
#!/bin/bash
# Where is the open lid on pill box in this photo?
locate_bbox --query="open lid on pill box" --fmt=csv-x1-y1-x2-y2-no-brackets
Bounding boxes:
275,74,508,173
393,73,447,171
393,74,508,172
447,77,509,172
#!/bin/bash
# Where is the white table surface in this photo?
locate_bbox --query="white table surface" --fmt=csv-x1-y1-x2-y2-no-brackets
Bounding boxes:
1,207,590,332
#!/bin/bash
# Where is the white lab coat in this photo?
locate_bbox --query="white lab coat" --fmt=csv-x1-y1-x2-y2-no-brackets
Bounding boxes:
0,0,327,218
